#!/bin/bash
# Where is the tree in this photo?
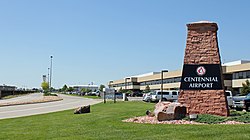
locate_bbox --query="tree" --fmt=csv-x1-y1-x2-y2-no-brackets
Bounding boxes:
62,84,68,92
81,88,87,93
126,90,132,96
118,87,123,93
118,87,127,93
99,84,105,92
242,80,250,95
144,85,151,93
86,89,92,93
41,82,49,91
67,87,74,92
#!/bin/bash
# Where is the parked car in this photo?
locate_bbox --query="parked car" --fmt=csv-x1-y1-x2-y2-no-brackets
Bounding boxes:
142,92,153,102
132,91,143,97
78,92,85,96
225,90,233,108
151,90,179,102
86,91,100,96
233,93,250,111
91,91,101,96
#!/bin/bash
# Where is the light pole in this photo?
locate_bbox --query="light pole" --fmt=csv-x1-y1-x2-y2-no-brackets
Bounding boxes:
47,68,50,84
124,77,130,100
50,56,53,92
160,70,168,102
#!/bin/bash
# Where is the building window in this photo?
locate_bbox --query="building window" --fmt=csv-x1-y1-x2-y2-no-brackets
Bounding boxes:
232,71,250,80
223,74,232,80
239,72,243,79
247,71,250,78
243,72,247,79
235,73,239,79
172,91,178,95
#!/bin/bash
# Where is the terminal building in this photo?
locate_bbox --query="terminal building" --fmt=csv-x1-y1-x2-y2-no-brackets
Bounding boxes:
108,60,250,94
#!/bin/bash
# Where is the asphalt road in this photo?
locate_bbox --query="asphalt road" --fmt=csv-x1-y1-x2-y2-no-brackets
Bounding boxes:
0,93,102,120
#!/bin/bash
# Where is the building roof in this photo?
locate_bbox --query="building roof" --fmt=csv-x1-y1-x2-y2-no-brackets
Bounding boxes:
222,60,250,66
71,85,98,88
129,72,161,78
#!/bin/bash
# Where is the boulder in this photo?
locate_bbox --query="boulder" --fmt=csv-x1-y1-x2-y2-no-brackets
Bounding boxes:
74,105,90,114
154,102,186,121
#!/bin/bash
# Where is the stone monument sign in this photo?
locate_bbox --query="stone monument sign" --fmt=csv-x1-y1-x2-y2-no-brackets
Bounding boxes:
178,21,229,116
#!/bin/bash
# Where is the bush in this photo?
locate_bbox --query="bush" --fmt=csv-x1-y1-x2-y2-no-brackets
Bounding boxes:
229,111,250,123
186,111,250,124
193,114,226,124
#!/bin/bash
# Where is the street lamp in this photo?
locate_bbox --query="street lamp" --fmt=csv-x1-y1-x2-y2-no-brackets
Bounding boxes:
47,68,50,84
50,55,53,92
160,70,168,102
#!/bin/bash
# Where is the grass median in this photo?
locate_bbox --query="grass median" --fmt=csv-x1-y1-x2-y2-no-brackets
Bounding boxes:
60,93,101,99
0,101,249,140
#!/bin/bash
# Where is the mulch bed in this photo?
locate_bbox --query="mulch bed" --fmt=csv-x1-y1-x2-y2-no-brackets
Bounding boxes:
0,96,63,107
123,116,247,125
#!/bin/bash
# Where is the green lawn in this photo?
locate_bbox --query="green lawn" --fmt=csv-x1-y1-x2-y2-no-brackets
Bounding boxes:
82,95,101,99
0,102,249,140
59,93,101,99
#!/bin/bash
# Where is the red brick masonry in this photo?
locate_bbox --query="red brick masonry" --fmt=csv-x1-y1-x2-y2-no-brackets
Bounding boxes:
178,21,229,116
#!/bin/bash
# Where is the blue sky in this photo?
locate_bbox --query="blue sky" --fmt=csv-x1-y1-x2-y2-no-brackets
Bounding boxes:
0,0,249,88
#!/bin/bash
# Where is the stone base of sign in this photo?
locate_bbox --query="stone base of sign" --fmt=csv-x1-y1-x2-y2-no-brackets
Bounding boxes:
178,90,228,116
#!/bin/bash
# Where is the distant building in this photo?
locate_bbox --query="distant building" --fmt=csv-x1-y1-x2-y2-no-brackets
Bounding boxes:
72,85,99,92
0,85,16,98
42,75,47,82
108,60,250,94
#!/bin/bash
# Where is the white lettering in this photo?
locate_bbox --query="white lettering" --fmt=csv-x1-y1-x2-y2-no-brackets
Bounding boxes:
188,83,214,88
183,77,218,82
184,77,189,82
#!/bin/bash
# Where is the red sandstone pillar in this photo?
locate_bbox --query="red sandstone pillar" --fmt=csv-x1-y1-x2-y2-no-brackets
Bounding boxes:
178,21,229,116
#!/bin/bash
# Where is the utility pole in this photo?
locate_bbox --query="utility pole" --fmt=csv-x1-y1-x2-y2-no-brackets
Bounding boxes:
160,70,168,102
50,56,53,92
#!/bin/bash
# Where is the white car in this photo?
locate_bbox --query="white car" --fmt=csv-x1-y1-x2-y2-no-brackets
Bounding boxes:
91,91,101,96
142,92,153,102
151,90,179,102
225,90,233,108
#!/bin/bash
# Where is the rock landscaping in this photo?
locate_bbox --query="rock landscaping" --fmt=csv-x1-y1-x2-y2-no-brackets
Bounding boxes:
74,105,91,114
123,116,247,125
123,101,250,125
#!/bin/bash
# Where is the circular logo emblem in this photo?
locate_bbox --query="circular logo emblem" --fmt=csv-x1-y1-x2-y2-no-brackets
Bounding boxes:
196,66,206,76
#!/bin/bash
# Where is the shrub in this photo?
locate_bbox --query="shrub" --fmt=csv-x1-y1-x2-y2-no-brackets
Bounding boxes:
187,111,250,124
194,114,226,124
228,111,250,123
